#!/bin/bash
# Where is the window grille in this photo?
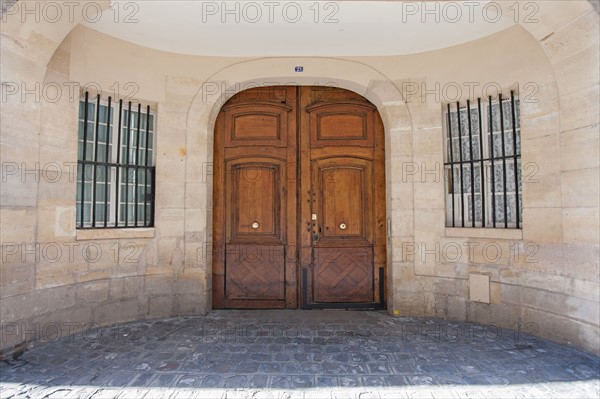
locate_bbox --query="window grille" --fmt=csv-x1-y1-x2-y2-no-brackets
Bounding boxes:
444,91,521,228
76,92,156,229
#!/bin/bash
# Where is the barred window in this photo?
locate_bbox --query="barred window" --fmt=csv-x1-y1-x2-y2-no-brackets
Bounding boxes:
444,92,522,228
77,92,156,229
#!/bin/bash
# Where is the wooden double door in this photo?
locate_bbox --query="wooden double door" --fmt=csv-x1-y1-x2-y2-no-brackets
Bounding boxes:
212,86,386,309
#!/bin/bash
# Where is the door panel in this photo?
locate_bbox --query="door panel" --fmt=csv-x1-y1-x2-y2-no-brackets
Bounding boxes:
313,247,373,302
227,161,281,239
307,155,376,305
322,166,364,237
213,87,296,309
213,86,385,309
307,102,376,147
225,244,285,300
313,158,373,241
224,102,291,147
300,86,386,308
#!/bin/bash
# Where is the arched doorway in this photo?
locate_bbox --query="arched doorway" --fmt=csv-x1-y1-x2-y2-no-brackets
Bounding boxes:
212,86,386,309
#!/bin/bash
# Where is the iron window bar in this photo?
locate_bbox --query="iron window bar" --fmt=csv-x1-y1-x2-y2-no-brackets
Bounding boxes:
510,91,520,229
444,92,521,228
499,94,508,228
477,98,485,227
103,96,112,228
91,93,101,228
79,91,89,228
456,101,465,228
447,104,456,228
77,92,155,229
489,96,496,227
467,100,476,228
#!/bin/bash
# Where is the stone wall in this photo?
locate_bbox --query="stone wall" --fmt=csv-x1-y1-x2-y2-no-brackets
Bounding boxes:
1,1,598,355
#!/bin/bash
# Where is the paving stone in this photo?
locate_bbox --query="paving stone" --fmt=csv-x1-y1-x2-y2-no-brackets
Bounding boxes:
0,311,597,398
127,373,155,387
367,363,393,374
363,375,388,387
270,375,291,388
259,362,283,373
370,353,395,361
73,371,114,386
106,372,137,388
315,376,338,387
391,362,418,374
200,374,222,388
385,375,409,386
417,362,458,373
282,362,302,374
206,362,231,373
339,375,362,387
234,362,260,373
173,374,202,388
346,363,368,375
156,361,181,372
328,353,350,362
349,352,370,362
249,353,271,362
147,374,178,388
273,353,291,361
222,375,247,388
247,374,269,388
290,375,313,388
407,375,438,386
292,353,309,362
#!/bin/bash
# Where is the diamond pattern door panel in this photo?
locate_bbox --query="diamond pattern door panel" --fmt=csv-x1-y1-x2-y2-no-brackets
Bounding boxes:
226,244,285,300
313,247,374,302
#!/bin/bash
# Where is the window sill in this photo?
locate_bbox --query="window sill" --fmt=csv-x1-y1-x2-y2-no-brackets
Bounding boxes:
445,227,523,240
76,228,155,241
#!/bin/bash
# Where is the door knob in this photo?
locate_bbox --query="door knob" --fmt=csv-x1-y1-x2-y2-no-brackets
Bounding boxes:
251,222,260,229
339,223,347,230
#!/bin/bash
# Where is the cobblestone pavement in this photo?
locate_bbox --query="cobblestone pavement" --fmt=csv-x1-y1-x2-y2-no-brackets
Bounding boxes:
1,310,598,398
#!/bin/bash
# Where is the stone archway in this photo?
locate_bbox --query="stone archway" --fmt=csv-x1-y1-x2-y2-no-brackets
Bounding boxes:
183,58,415,314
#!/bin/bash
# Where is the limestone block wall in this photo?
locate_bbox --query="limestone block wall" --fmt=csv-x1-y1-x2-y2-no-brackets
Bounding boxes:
1,1,598,355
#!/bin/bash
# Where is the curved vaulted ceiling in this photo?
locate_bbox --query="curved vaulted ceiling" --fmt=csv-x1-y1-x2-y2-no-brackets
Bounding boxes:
83,0,517,56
